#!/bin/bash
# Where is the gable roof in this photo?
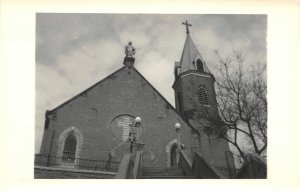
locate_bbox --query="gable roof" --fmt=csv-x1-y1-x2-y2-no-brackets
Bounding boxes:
49,66,125,113
47,65,199,134
178,34,211,74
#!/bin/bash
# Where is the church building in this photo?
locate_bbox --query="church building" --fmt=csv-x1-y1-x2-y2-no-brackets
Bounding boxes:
35,21,241,179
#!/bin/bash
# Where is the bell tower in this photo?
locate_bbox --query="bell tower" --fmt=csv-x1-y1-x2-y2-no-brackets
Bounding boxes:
173,21,221,124
173,21,234,173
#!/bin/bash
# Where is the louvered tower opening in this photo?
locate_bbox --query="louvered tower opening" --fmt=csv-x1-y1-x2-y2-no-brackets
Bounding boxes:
197,85,209,105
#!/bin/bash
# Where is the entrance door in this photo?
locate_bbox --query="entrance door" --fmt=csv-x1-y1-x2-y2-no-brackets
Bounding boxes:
170,144,177,167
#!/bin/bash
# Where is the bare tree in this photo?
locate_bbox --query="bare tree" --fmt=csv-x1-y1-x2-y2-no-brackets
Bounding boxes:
214,50,267,160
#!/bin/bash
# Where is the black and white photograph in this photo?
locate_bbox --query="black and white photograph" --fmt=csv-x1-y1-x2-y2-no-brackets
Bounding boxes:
35,14,267,179
1,1,300,190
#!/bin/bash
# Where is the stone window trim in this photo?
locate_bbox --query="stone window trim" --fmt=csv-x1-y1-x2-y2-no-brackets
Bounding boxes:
56,126,84,167
110,114,136,141
192,56,204,72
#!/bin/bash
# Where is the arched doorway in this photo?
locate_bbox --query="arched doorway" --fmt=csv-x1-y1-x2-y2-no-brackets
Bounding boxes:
166,139,178,167
170,143,177,167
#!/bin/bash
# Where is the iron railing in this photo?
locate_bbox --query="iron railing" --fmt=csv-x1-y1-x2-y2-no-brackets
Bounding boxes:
34,154,120,172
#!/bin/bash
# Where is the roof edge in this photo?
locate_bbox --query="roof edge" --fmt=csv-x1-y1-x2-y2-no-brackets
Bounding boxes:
172,70,215,89
49,66,127,113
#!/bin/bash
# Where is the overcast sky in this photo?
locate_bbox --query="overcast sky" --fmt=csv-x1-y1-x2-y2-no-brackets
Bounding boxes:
35,14,266,152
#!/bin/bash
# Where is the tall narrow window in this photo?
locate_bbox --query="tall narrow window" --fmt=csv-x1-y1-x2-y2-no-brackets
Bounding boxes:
177,92,182,112
197,85,209,105
196,59,204,72
175,67,180,78
62,133,77,163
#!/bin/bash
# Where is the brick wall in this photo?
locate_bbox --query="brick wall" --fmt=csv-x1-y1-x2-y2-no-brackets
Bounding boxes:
174,72,220,121
40,66,194,167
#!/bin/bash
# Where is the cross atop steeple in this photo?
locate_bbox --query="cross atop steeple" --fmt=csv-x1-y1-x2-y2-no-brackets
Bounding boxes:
182,20,192,34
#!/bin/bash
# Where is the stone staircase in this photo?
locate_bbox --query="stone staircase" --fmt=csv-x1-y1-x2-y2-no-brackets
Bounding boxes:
141,166,197,179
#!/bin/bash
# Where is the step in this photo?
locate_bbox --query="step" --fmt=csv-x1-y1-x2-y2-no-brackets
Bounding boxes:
143,168,183,171
141,167,194,179
142,175,197,179
143,173,184,176
142,168,184,175
143,172,184,175
143,167,183,172
142,172,184,175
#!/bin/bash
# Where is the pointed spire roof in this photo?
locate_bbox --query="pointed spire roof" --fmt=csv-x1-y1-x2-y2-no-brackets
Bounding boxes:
177,30,211,74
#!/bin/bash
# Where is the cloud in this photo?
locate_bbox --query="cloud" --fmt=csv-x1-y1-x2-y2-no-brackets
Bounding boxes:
35,63,72,151
56,38,123,85
137,50,175,104
35,38,123,151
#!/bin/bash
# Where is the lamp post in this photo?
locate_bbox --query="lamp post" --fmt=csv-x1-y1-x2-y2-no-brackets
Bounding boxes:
175,123,181,166
129,116,142,153
134,116,141,141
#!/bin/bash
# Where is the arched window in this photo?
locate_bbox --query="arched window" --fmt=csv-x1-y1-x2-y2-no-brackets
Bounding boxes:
57,127,83,166
196,59,204,72
62,133,77,163
197,85,209,105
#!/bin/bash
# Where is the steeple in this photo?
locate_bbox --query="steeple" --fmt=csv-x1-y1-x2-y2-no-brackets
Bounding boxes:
175,21,211,77
173,21,220,122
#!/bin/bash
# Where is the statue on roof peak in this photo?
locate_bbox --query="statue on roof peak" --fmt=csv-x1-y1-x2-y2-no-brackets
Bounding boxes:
125,41,135,57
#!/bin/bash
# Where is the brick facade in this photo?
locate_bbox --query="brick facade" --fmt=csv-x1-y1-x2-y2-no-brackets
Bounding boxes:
38,61,235,178
39,66,196,167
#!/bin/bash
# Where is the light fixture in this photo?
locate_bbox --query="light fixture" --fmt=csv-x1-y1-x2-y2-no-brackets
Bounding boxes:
135,116,141,123
175,123,181,132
